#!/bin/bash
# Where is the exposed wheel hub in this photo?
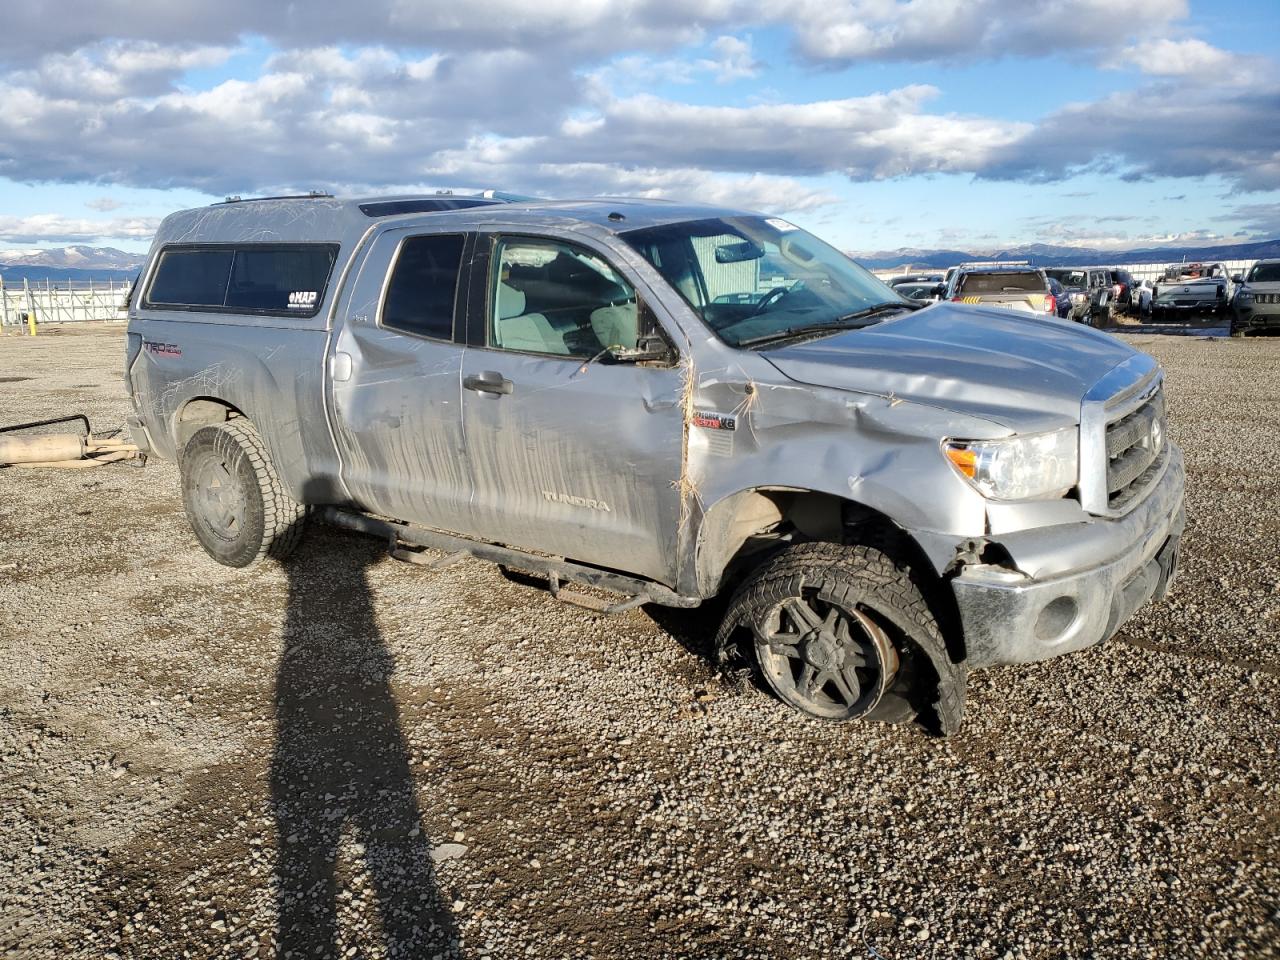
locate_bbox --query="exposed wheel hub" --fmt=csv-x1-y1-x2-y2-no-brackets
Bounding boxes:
800,627,845,673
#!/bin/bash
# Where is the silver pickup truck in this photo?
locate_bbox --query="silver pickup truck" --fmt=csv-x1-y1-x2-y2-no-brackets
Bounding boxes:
125,194,1185,734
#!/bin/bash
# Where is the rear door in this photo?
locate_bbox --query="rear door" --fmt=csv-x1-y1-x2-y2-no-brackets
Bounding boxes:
455,232,686,585
328,228,474,529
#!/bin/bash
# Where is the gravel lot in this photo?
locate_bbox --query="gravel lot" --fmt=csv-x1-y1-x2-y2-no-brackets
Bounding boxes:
1,324,1277,959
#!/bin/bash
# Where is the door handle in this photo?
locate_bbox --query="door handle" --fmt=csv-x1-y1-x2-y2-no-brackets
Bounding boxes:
463,372,514,396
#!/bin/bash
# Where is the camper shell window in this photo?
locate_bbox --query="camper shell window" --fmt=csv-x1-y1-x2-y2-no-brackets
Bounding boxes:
144,244,339,317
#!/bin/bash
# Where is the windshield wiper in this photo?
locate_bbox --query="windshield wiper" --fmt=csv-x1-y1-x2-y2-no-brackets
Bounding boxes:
833,300,919,322
735,302,912,349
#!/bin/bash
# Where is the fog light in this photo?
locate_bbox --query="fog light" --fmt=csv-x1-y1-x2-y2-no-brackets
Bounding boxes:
1035,596,1078,643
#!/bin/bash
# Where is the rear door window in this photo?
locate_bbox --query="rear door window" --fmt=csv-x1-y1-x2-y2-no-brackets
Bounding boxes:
145,244,337,317
380,234,466,341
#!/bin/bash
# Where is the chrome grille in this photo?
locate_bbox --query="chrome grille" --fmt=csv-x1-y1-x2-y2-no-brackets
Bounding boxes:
1255,293,1280,304
1104,388,1165,510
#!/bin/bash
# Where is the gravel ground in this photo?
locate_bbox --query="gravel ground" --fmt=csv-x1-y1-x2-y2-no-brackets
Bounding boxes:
0,324,1276,960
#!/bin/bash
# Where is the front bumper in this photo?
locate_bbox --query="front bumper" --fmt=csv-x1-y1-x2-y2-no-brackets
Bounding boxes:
1152,301,1226,319
1233,304,1280,331
952,443,1186,668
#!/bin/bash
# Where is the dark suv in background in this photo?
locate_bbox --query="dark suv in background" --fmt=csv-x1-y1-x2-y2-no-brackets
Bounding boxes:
1044,267,1112,325
1231,259,1280,335
1106,268,1136,314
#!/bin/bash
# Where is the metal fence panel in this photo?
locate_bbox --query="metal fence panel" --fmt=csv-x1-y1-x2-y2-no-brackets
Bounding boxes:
0,277,131,327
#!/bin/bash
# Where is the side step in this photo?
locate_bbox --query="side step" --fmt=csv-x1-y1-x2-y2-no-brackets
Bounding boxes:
320,507,701,612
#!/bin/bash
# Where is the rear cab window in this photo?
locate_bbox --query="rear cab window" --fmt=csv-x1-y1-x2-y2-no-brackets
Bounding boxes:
957,271,1046,295
144,244,337,317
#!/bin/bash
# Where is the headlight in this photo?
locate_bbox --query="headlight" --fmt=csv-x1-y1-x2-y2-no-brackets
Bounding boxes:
1236,289,1253,304
943,427,1078,501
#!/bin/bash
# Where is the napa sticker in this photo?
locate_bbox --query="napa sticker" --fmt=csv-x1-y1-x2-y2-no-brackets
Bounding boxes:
288,290,318,310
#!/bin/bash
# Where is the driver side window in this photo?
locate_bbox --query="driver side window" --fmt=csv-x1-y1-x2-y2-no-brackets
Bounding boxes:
490,238,639,358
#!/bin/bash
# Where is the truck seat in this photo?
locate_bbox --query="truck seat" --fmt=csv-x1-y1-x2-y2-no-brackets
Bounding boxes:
589,303,638,350
494,282,568,354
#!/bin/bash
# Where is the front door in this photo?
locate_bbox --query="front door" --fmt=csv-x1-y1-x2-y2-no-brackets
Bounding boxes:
457,233,686,585
329,229,474,529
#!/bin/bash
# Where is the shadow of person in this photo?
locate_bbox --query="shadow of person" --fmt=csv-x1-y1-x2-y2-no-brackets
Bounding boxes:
271,527,458,958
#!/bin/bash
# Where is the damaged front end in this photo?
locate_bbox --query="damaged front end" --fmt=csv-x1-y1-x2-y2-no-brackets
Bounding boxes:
947,443,1185,668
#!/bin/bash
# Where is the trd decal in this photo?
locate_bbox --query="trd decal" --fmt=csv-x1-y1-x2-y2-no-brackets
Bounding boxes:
143,341,182,357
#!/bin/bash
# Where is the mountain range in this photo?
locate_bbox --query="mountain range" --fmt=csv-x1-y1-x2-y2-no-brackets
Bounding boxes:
0,246,144,283
852,237,1280,271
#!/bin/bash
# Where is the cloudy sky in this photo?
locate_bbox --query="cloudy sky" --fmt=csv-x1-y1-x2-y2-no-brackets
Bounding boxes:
0,0,1277,255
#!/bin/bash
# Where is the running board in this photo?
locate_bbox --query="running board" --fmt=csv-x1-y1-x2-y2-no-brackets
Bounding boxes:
319,507,700,610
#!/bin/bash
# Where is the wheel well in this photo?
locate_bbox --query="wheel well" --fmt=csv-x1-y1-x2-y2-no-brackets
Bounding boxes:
176,397,244,452
700,489,967,664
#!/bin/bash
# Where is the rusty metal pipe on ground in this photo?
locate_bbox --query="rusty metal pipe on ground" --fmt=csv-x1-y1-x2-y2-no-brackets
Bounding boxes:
0,433,141,468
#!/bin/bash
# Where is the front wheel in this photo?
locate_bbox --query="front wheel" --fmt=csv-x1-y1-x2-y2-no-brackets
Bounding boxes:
715,542,966,734
180,419,307,567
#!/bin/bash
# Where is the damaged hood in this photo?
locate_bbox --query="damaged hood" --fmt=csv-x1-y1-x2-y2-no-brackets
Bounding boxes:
761,303,1136,431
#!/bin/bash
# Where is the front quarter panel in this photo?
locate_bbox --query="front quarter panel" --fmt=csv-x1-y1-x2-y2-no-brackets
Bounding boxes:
684,356,998,595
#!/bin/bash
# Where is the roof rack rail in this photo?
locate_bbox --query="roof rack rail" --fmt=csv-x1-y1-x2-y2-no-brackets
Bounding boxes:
217,191,334,205
956,259,1032,269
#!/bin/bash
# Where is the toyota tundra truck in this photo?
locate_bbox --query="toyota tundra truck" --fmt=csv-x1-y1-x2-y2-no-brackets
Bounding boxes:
124,194,1185,734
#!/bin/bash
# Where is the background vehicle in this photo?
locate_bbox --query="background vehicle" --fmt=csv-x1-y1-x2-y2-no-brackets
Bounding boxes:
944,265,1061,316
125,195,1184,735
891,279,944,302
1106,268,1136,314
1132,279,1154,318
1151,262,1232,322
1045,277,1074,320
888,272,944,288
1045,267,1114,325
1230,258,1280,335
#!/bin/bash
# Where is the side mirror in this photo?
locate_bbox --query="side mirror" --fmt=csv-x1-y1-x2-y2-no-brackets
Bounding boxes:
1232,274,1244,284
932,283,947,298
608,333,673,364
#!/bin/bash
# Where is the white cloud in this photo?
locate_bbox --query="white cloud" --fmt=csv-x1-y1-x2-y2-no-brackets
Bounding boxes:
537,87,1031,179
0,2,1276,226
0,214,160,244
777,0,1188,64
1108,37,1265,84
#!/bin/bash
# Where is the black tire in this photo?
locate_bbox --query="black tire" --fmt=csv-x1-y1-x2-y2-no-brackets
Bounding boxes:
714,542,966,735
180,419,306,567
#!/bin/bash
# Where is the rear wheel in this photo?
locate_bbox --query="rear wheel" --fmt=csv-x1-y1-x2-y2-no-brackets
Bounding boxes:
180,419,306,567
715,542,966,734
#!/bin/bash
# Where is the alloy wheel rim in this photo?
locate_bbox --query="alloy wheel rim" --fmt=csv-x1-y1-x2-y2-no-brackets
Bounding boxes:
755,592,898,720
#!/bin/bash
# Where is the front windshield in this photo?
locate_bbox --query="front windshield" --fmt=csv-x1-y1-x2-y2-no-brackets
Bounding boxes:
1248,262,1280,283
621,216,907,348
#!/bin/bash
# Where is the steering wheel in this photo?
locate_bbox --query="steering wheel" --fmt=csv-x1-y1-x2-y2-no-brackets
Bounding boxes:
753,286,791,315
